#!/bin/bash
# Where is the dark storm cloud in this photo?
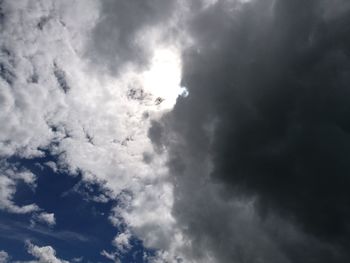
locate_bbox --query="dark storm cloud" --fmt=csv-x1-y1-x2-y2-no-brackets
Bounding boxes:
150,0,350,262
87,0,177,73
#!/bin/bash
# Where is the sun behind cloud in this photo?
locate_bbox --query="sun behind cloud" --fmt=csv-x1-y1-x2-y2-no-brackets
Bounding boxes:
142,48,187,110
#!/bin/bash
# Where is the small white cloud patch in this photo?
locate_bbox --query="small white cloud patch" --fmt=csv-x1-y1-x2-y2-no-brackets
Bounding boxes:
0,251,9,263
32,212,56,227
113,231,132,253
100,250,119,263
44,161,58,173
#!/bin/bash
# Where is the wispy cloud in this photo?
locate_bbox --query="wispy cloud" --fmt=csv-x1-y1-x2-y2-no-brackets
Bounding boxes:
0,218,90,243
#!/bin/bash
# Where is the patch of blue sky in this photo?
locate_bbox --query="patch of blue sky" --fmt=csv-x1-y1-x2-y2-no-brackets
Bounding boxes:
0,154,156,262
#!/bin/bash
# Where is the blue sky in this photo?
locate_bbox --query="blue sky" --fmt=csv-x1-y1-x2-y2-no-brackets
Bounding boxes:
0,154,154,262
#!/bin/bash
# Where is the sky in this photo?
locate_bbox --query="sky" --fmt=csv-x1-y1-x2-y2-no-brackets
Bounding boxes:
1,0,350,262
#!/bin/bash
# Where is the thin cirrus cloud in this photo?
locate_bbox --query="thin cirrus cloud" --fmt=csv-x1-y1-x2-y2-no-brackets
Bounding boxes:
1,0,350,262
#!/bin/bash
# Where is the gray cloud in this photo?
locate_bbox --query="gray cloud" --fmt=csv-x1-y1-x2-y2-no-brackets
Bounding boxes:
150,0,350,262
86,0,179,74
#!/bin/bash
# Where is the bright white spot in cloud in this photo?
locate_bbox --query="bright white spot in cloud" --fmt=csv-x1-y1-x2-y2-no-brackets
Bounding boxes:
180,86,189,97
142,48,183,110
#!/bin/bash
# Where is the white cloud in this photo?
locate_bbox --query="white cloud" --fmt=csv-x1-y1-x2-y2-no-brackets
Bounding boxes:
0,0,100,158
31,212,56,227
44,162,58,173
25,241,69,263
112,231,131,253
0,162,39,214
0,251,9,263
0,0,193,261
100,250,119,263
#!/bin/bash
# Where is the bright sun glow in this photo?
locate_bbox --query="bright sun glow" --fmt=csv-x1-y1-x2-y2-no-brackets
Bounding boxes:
142,48,188,110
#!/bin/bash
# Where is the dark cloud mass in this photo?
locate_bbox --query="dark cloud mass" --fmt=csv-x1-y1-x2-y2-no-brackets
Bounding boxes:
151,0,350,262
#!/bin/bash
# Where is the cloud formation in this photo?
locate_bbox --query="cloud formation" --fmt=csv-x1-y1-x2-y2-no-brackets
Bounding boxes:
0,161,38,214
86,0,182,74
2,0,350,262
149,0,350,262
0,0,184,261
24,241,69,263
31,212,56,227
0,251,9,263
150,0,350,261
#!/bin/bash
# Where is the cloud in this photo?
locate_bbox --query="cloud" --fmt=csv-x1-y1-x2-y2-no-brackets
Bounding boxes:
5,0,350,262
0,0,184,260
31,212,56,227
24,241,69,263
100,250,119,263
0,0,99,158
71,257,83,263
44,162,58,173
0,251,9,263
149,0,350,262
112,231,132,253
0,216,89,244
86,0,181,74
0,161,39,214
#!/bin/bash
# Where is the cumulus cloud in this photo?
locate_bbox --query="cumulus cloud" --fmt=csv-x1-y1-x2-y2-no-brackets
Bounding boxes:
0,0,185,261
0,0,102,159
24,241,69,263
86,0,183,74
